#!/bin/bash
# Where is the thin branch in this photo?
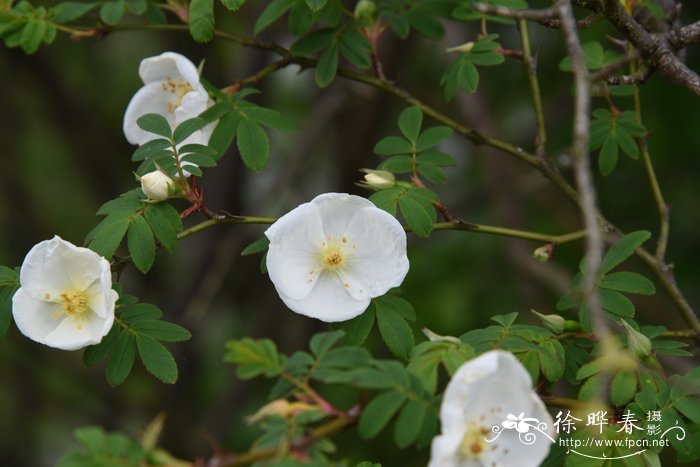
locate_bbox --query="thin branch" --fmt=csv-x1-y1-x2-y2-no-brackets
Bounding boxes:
660,329,699,339
588,49,641,83
556,0,610,339
472,3,603,29
669,20,700,49
518,19,547,158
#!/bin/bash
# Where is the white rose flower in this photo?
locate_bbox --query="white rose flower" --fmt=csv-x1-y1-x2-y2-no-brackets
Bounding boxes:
430,350,555,467
264,193,409,322
123,51,213,146
12,236,118,351
140,170,176,201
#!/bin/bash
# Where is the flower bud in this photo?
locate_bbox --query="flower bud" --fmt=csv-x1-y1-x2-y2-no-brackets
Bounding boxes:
422,327,461,344
446,42,475,54
361,169,395,189
354,0,377,21
531,310,566,334
140,170,175,202
246,399,317,424
533,244,555,263
620,320,652,358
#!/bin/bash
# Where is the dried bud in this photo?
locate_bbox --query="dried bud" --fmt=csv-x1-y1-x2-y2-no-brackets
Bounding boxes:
361,169,396,189
246,399,316,424
446,42,474,54
140,170,176,202
531,310,566,334
621,320,652,358
533,244,555,263
354,0,377,21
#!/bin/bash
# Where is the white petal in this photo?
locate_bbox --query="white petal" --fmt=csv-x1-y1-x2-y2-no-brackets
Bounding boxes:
174,91,210,125
429,431,474,467
336,206,409,300
139,51,201,87
12,288,62,343
265,202,326,301
310,193,375,238
277,270,369,322
42,315,102,351
19,236,106,301
123,82,177,145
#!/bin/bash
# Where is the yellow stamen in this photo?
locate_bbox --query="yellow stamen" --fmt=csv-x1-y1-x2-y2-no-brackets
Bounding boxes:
459,424,490,459
60,290,89,316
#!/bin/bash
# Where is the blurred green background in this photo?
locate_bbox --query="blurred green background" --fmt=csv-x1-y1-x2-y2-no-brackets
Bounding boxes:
1,1,700,465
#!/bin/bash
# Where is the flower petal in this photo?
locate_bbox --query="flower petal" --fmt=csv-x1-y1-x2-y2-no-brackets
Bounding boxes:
336,206,409,300
123,82,178,145
12,288,62,343
139,51,201,88
42,315,103,351
310,193,375,238
265,202,326,301
19,236,106,301
277,270,369,322
428,431,477,467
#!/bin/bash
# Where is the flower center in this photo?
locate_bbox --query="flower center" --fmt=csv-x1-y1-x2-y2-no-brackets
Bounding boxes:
459,424,490,459
163,79,194,113
60,290,89,316
323,247,345,269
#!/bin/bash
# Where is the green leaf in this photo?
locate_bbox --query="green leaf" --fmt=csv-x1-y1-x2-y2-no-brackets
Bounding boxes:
239,104,295,132
418,150,455,166
221,0,245,11
0,284,19,338
127,215,156,273
598,134,618,176
254,0,294,35
132,320,191,342
136,335,178,383
86,211,133,259
394,399,427,448
99,0,124,26
417,163,447,183
241,237,270,256
132,139,172,162
369,186,404,215
616,128,639,159
53,2,100,23
189,0,214,43
336,307,375,345
106,330,136,386
373,294,415,321
0,265,18,286
137,114,172,139
601,272,655,295
601,231,651,273
305,0,327,10
339,28,372,69
126,0,148,15
310,330,344,357
416,127,452,152
374,136,413,156
379,155,413,173
120,303,163,323
19,18,46,54
399,193,434,237
600,289,635,318
358,391,408,439
398,106,422,143
315,43,339,88
674,396,700,425
611,370,637,406
173,117,205,144
237,118,269,171
209,110,240,156
83,325,119,367
376,303,414,360
143,204,178,251
224,338,284,378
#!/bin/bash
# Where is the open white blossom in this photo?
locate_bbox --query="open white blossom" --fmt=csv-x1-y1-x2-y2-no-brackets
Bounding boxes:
12,236,118,351
265,193,409,322
430,350,555,467
123,51,212,146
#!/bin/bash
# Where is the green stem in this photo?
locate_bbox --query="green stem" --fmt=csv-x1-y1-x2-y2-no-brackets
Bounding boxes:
518,19,547,158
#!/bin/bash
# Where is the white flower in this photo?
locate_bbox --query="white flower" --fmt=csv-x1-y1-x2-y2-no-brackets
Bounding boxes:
123,51,212,146
265,193,409,322
429,350,555,467
12,236,118,351
140,170,176,201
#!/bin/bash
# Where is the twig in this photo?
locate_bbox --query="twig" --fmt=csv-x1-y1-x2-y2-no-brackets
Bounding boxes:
518,19,547,158
472,3,603,29
556,0,610,339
